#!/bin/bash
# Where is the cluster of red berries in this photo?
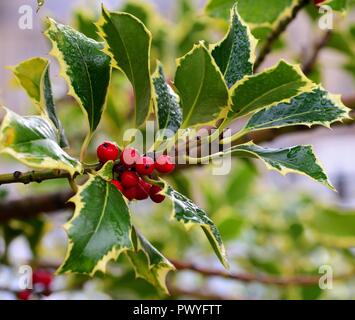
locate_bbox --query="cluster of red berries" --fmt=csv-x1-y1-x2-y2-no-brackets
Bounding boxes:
97,142,175,203
18,269,53,300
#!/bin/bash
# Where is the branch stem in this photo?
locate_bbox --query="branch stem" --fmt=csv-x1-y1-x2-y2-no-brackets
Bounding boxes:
254,0,311,71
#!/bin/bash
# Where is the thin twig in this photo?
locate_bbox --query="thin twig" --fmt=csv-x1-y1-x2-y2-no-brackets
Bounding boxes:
167,283,242,300
302,30,332,75
0,164,98,186
172,260,353,286
254,0,311,71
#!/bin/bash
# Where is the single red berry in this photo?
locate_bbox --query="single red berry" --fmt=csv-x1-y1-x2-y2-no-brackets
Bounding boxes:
135,182,149,200
314,0,325,5
18,290,31,300
120,147,140,168
122,186,136,201
155,155,175,174
136,156,155,175
97,141,119,163
149,185,165,203
120,171,139,188
140,179,152,194
111,179,123,192
33,270,53,288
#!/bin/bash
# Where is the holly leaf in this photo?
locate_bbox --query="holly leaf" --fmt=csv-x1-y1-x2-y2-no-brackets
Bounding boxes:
97,6,152,127
152,62,182,136
45,18,111,134
230,142,334,189
175,43,230,128
229,60,316,118
211,5,257,87
58,162,133,275
10,57,68,147
0,108,82,176
243,87,351,132
163,185,228,268
126,228,175,295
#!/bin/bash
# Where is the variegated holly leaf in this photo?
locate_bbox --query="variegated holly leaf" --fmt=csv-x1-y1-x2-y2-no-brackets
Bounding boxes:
0,108,81,176
97,6,152,127
211,5,257,88
58,162,133,275
45,18,111,134
175,43,230,128
126,228,175,295
243,87,351,132
229,60,316,118
152,62,182,136
163,185,228,268
229,142,334,189
10,57,68,147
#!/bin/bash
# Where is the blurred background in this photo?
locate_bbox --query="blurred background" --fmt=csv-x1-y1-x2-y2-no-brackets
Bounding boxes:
0,0,355,300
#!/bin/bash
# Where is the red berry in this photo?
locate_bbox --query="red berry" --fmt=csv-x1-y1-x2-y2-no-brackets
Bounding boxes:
120,171,139,188
136,156,155,175
111,179,123,192
97,141,119,163
135,182,150,200
120,147,140,168
140,178,152,195
155,155,175,174
122,186,136,201
149,185,165,203
314,0,325,5
33,270,53,288
18,290,31,300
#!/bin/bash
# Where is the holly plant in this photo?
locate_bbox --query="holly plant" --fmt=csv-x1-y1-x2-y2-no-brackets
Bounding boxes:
0,3,351,294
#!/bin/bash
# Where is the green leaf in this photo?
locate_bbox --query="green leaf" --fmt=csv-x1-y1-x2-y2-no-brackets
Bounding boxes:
0,108,82,176
229,60,316,118
230,142,334,189
309,207,355,247
58,162,133,275
205,0,297,34
97,6,152,127
10,57,68,148
326,0,348,11
126,228,175,295
175,43,230,128
205,0,235,18
236,0,295,26
244,87,351,132
163,185,229,268
152,63,182,135
74,11,100,40
211,5,257,87
45,18,111,134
